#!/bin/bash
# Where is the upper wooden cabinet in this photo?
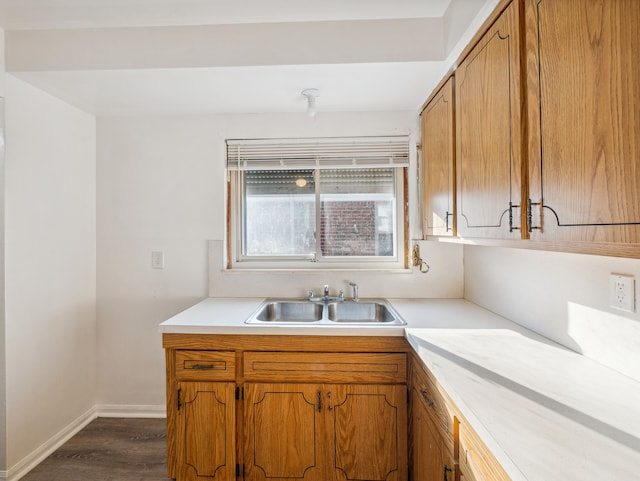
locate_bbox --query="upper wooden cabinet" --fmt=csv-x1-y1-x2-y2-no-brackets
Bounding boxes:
455,1,524,239
421,76,456,236
524,0,640,244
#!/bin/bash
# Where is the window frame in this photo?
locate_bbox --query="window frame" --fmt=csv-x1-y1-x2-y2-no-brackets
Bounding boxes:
226,137,410,270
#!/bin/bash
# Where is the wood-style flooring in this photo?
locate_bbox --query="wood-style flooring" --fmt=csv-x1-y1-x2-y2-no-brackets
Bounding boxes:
20,417,167,481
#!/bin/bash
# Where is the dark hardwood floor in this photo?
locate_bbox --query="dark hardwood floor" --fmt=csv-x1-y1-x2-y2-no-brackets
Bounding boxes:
21,417,167,481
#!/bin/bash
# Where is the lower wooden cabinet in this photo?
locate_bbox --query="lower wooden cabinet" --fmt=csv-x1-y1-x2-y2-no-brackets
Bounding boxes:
176,382,236,481
244,383,407,481
164,335,512,481
164,337,411,481
410,363,455,481
410,386,454,481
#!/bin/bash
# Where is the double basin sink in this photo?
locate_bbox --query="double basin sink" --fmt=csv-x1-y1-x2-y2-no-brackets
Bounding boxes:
245,298,406,326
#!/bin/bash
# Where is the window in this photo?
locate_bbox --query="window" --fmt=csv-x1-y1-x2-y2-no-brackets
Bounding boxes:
227,137,409,269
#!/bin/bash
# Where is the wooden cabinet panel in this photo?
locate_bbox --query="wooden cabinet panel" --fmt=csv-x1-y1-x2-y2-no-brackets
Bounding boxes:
525,0,640,243
244,351,407,383
244,382,407,481
331,384,408,481
175,350,236,381
410,384,454,481
244,383,326,481
455,1,524,239
176,382,236,481
422,76,456,236
411,364,454,451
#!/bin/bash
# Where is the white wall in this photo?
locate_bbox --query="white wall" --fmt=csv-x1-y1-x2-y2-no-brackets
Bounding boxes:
4,75,96,471
464,245,640,381
96,111,465,408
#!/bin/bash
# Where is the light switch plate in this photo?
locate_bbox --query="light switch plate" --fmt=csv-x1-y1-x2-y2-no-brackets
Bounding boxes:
609,274,635,312
151,250,165,269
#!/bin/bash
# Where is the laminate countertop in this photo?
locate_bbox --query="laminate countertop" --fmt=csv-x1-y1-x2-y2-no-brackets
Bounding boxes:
159,297,640,481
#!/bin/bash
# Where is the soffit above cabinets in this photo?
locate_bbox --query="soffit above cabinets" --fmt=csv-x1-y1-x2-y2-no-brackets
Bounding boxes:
0,0,497,116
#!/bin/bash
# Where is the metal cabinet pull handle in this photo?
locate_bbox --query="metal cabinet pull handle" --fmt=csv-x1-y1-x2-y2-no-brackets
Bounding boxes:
191,364,214,370
443,464,452,481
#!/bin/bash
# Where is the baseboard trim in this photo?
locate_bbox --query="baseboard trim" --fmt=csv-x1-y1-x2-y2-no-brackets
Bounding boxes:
6,406,97,481
95,403,166,418
5,404,166,481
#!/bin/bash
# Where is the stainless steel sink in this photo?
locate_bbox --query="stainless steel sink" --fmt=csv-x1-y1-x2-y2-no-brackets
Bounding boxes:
245,299,406,325
253,300,324,323
327,301,399,323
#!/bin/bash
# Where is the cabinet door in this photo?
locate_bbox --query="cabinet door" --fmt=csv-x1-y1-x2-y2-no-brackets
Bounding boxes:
244,383,326,481
330,384,408,481
410,387,454,481
455,1,524,239
176,382,236,481
525,0,640,243
422,77,456,236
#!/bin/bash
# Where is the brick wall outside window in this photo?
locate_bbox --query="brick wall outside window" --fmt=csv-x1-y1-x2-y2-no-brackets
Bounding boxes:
320,201,391,256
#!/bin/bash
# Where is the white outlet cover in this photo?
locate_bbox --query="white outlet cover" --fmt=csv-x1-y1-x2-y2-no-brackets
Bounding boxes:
609,273,635,312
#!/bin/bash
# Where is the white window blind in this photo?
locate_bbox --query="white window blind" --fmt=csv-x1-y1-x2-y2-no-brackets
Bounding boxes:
226,136,410,171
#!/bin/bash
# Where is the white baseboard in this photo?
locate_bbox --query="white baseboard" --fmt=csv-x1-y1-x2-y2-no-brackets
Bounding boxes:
95,404,166,418
6,406,97,481
5,404,166,481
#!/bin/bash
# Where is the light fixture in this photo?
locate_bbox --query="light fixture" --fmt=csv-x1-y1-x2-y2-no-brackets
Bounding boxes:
295,177,308,188
301,88,320,118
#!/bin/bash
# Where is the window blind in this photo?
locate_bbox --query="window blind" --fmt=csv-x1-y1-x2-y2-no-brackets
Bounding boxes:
226,136,409,171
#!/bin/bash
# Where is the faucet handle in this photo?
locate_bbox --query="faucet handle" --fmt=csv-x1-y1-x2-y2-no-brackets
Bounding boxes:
308,290,314,299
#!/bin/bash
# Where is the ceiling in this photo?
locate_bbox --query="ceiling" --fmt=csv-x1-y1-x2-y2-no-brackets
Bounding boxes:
0,0,495,116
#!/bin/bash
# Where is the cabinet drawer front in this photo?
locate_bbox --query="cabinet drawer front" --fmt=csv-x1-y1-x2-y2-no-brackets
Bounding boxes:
411,365,454,450
176,350,236,381
244,352,407,383
459,421,511,481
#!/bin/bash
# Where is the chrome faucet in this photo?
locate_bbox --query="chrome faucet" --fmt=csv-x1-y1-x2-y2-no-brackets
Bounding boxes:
349,282,359,302
308,285,344,302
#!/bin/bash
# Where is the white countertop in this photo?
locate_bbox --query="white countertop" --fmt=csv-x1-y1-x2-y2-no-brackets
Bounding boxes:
159,297,640,481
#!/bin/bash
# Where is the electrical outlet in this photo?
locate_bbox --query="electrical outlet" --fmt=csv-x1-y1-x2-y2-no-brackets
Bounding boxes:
609,274,635,312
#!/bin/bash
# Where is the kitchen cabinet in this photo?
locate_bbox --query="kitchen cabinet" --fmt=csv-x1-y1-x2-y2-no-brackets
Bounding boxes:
410,387,454,481
243,351,408,481
419,0,640,255
421,76,456,237
524,0,640,244
171,350,237,481
176,382,236,481
409,362,455,481
163,335,411,481
455,1,524,239
244,382,407,481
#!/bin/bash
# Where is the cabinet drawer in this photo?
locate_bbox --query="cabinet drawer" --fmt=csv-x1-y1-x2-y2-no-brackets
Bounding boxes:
459,421,511,481
175,350,236,381
411,365,454,451
243,352,407,383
